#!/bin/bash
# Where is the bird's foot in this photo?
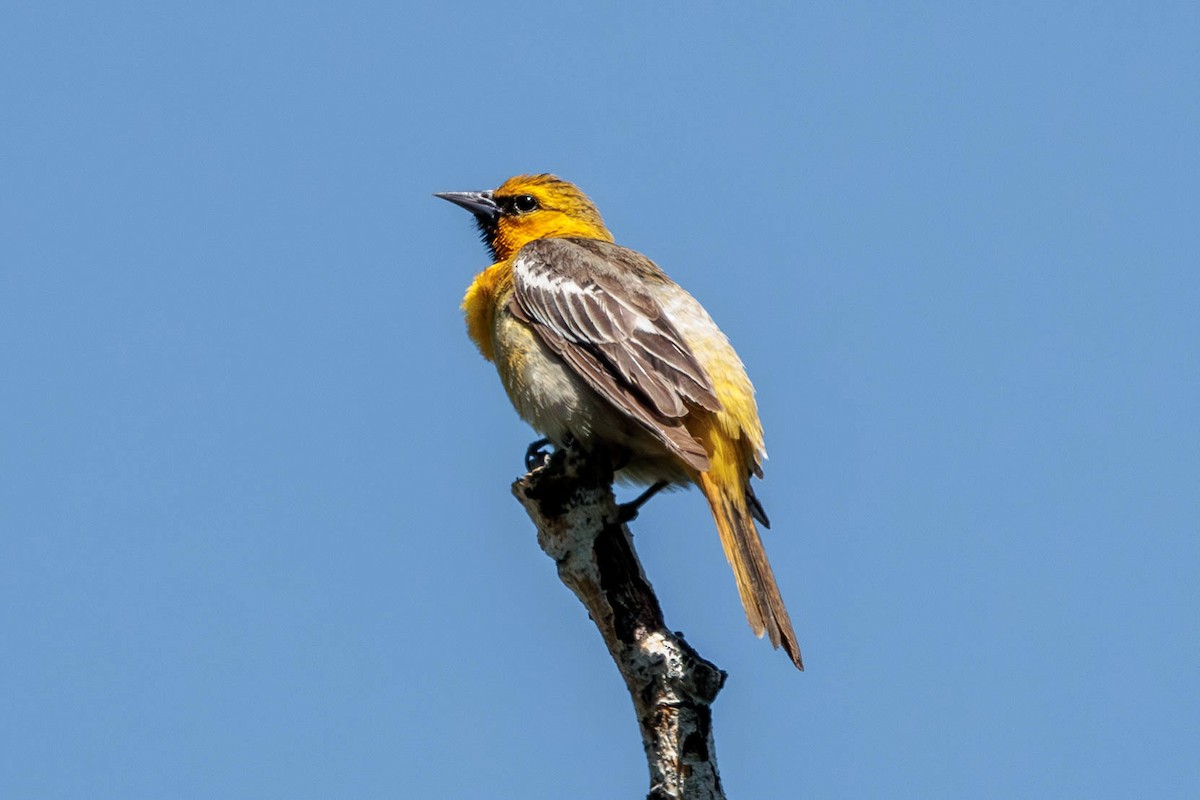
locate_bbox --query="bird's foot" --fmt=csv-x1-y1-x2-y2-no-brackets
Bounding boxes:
524,438,554,471
616,481,669,524
524,434,578,471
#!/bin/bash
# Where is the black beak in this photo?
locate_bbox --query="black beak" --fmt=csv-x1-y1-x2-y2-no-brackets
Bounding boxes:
434,190,500,222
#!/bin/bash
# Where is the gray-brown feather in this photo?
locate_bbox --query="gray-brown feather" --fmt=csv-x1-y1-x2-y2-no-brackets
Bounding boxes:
510,237,722,472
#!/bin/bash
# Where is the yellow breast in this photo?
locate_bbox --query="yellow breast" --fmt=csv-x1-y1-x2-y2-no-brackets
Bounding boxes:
461,261,513,362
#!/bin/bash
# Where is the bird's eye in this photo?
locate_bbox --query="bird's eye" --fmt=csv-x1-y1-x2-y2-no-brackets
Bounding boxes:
512,194,539,213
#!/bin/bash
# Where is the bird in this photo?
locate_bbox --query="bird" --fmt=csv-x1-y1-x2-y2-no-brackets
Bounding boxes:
436,174,802,670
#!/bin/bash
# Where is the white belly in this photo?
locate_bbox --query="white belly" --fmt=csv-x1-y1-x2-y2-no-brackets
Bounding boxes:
493,311,607,446
490,309,695,486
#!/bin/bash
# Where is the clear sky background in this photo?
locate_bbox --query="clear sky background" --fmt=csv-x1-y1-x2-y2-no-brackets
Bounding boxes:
2,3,1197,798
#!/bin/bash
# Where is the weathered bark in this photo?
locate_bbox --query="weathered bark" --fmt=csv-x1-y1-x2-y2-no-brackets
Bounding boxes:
512,447,728,800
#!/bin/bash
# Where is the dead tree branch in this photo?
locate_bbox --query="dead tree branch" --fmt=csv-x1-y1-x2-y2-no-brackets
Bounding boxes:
512,447,728,800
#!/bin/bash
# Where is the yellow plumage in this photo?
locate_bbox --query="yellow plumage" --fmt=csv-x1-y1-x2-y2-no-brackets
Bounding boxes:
442,174,802,669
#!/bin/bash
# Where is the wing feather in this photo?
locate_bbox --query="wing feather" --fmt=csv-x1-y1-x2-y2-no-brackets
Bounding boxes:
510,238,721,470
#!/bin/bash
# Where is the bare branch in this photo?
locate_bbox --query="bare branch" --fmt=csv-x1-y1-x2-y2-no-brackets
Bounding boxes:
512,448,728,800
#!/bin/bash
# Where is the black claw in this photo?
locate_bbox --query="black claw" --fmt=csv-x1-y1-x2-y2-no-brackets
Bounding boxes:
616,503,640,524
617,481,669,524
524,438,553,471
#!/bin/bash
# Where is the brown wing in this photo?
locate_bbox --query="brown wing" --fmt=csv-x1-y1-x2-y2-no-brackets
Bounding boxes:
510,237,720,471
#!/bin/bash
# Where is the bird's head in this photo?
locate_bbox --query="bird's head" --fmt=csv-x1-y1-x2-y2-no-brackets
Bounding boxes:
436,174,613,262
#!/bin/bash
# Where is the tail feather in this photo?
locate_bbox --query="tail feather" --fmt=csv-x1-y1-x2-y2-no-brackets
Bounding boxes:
698,471,803,670
747,482,771,528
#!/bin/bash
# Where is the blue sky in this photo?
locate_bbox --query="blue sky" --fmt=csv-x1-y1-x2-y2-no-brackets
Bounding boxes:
2,3,1197,798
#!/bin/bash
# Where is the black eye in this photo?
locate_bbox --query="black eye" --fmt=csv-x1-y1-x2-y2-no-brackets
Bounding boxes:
512,194,538,213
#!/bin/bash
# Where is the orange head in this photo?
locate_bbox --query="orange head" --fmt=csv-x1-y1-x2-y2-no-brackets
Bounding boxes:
436,174,614,261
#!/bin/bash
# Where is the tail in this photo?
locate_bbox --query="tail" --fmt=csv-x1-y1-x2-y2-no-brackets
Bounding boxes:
697,469,804,670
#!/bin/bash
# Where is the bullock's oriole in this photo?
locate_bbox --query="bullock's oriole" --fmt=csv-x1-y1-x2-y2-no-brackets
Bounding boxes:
436,174,803,670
